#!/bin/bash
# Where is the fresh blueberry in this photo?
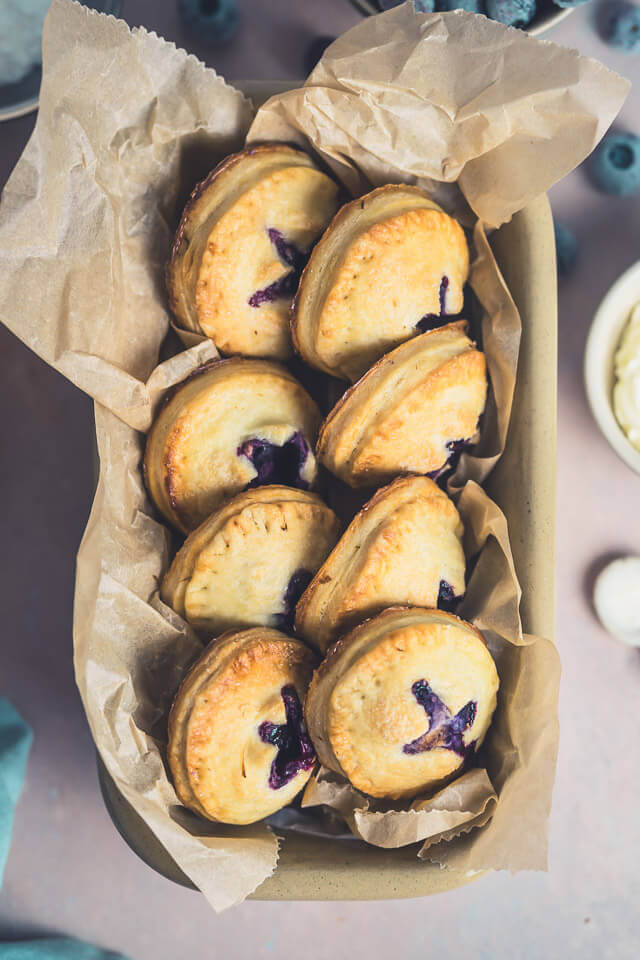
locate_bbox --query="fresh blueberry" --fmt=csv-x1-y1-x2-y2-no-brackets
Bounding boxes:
600,2,640,52
178,0,239,45
485,0,536,26
437,0,484,11
591,132,640,196
553,222,578,275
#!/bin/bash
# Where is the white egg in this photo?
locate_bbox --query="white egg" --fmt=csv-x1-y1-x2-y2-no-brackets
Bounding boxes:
593,556,640,646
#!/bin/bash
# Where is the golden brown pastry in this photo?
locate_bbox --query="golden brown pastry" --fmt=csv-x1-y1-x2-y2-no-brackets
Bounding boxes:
168,628,317,825
292,184,469,381
295,476,466,652
161,486,341,635
305,607,499,800
316,321,487,488
166,144,341,360
144,358,322,533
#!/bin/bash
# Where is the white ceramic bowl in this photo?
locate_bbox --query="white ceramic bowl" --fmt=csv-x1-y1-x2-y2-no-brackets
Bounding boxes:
584,260,640,477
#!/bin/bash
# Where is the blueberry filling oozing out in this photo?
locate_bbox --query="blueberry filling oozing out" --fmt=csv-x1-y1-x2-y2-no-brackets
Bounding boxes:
417,275,451,332
272,569,313,632
437,579,463,613
237,431,310,489
403,679,477,758
427,437,471,485
248,228,307,308
258,684,316,789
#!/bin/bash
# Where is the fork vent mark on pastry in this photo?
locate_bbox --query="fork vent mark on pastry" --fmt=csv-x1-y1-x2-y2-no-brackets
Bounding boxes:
403,680,477,758
258,685,316,790
238,432,311,489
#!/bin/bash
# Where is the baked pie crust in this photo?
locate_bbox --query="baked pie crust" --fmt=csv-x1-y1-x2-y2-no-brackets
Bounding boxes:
304,607,499,800
144,358,321,532
316,321,487,488
168,628,317,824
292,184,469,381
295,476,466,652
161,486,340,635
167,144,340,360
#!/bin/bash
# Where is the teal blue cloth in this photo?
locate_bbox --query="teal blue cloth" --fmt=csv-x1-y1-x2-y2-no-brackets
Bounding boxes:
0,941,128,960
0,698,33,887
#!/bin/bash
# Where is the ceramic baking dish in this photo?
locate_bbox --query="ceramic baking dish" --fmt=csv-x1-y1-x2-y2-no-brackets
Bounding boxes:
96,77,557,900
97,186,557,901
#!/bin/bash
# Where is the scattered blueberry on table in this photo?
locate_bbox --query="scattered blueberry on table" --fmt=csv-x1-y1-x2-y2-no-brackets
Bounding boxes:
178,0,239,45
485,0,538,26
436,0,484,11
554,221,578,274
553,0,590,8
600,2,640,51
591,131,640,196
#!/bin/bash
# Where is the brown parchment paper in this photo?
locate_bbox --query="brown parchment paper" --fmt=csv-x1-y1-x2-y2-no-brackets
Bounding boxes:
300,482,560,870
0,0,625,908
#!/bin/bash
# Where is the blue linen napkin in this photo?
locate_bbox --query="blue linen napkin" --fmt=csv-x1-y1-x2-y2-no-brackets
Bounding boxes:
0,698,33,888
0,941,129,960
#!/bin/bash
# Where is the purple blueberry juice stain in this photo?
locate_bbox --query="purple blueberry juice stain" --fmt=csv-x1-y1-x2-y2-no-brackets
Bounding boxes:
427,437,472,486
237,431,310,489
403,679,477,758
417,275,451,332
258,684,316,789
437,579,463,613
248,272,298,307
248,228,307,308
273,569,313,632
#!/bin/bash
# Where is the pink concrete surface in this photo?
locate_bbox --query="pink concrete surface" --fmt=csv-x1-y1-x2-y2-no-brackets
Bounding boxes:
0,3,639,958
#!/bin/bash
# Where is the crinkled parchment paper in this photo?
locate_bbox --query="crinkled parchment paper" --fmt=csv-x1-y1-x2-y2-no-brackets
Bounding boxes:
0,0,627,909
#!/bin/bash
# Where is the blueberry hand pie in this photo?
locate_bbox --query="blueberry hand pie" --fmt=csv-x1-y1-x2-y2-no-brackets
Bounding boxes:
296,476,466,652
305,607,498,800
292,185,469,382
161,486,341,635
167,144,341,360
317,321,487,488
168,628,317,824
144,358,321,532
